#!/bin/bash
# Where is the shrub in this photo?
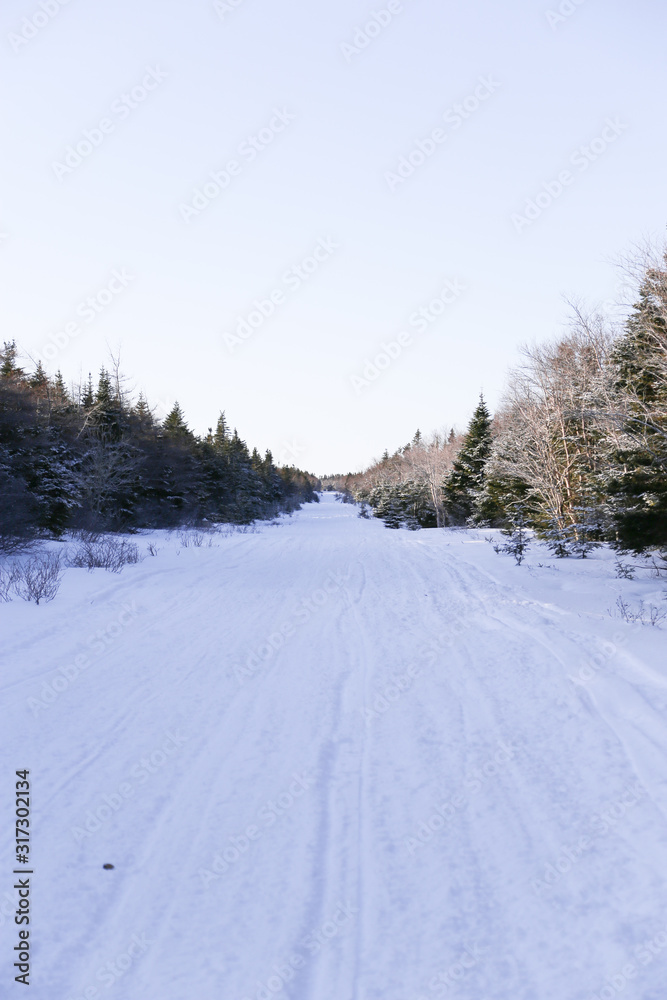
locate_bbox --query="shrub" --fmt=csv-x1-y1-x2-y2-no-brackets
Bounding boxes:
0,563,20,602
13,552,63,604
67,538,141,572
177,530,212,548
612,596,667,627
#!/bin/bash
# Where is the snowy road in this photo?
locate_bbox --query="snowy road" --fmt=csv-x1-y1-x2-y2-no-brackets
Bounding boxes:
3,493,667,999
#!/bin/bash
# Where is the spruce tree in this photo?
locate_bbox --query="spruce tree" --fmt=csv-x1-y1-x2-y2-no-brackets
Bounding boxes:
604,270,667,551
213,412,228,449
53,371,69,405
442,395,493,524
162,402,192,439
82,374,95,409
92,368,123,440
29,361,49,393
132,393,154,431
0,341,24,381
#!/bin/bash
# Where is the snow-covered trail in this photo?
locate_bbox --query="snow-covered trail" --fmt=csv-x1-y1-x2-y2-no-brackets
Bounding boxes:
3,494,667,1000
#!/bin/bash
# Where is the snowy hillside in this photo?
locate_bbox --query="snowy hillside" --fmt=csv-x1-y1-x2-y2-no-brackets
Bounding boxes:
2,492,667,1000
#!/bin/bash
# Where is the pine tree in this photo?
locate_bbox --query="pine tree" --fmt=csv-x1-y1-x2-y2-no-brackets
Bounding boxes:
0,341,24,381
82,374,95,409
604,266,667,551
496,505,531,565
132,393,154,432
91,367,123,440
96,368,113,407
29,361,49,393
475,469,530,528
213,412,228,449
442,395,493,523
162,402,192,439
365,479,436,529
53,371,69,405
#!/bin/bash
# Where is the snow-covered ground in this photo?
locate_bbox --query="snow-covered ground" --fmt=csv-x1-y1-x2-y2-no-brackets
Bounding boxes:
2,493,667,1000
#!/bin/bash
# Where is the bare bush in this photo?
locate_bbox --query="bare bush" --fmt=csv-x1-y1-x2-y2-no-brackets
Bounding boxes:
611,595,667,627
13,552,63,604
0,563,21,602
177,530,212,548
0,534,33,555
146,542,159,556
648,554,667,579
66,538,141,572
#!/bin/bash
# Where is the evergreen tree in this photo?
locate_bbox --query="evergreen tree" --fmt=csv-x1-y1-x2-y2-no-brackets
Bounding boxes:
0,349,326,540
604,267,667,551
0,341,24,381
53,371,69,405
133,393,153,424
162,402,192,439
82,374,95,409
95,368,113,407
213,412,228,449
91,368,123,440
442,395,493,523
29,361,49,393
365,479,436,529
475,470,530,528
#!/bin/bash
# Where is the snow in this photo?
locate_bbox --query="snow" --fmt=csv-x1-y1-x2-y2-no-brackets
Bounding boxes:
2,492,667,1000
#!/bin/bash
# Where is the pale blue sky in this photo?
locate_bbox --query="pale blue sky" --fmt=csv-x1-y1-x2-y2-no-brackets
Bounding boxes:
2,0,666,473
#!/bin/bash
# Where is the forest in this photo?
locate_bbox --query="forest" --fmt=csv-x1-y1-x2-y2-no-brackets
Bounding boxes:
0,351,318,547
325,245,667,557
2,245,666,560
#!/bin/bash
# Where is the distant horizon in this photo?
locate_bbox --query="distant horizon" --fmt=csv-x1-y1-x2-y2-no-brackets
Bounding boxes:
12,327,483,476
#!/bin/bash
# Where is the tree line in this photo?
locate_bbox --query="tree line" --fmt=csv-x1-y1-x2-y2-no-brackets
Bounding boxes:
0,350,318,547
329,244,667,555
